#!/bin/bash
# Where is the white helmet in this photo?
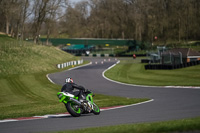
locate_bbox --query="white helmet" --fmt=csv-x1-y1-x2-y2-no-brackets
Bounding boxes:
65,77,73,83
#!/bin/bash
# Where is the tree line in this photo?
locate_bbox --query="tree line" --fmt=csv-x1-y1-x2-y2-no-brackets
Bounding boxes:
0,0,200,44
0,0,66,44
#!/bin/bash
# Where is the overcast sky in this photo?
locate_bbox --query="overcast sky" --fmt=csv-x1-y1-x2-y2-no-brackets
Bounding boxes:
69,0,84,4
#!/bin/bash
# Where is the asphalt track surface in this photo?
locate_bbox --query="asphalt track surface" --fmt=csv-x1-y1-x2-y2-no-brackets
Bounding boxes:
1,57,200,133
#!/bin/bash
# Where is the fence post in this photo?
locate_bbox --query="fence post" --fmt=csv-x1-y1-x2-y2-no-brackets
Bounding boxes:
57,64,60,69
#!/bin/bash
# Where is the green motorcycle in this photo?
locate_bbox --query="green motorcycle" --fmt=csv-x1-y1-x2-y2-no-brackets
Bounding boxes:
57,90,100,117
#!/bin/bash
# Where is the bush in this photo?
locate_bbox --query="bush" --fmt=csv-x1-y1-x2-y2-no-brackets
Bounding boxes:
101,54,105,57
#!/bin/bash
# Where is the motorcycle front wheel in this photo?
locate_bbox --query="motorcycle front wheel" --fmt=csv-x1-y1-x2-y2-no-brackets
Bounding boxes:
66,102,82,117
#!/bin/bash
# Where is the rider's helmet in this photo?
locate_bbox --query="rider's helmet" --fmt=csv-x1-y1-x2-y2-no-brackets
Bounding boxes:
65,77,73,83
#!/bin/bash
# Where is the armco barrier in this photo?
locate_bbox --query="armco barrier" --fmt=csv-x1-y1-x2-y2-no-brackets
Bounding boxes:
57,59,84,69
141,59,151,63
145,60,200,70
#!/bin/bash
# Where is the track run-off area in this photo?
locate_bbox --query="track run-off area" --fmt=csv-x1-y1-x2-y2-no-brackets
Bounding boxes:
0,57,200,133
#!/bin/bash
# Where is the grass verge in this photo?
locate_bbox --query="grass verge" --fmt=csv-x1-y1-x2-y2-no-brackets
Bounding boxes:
104,58,200,86
0,35,148,119
0,71,148,119
53,117,200,133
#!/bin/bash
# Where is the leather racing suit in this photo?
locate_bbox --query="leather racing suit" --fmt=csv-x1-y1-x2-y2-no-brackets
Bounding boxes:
61,83,86,100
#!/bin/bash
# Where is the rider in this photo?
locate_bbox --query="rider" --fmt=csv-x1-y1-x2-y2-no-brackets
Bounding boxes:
61,77,86,101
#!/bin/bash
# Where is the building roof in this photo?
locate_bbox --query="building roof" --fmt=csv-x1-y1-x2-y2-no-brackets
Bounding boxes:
162,48,200,58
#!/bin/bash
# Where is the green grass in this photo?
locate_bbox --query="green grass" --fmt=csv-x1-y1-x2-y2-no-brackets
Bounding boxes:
0,35,80,119
105,58,200,86
0,37,77,75
1,35,199,133
53,117,200,133
0,34,16,43
0,35,148,119
0,71,148,120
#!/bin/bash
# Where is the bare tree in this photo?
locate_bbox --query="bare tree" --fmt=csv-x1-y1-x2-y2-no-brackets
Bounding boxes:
32,0,50,43
0,0,17,35
20,0,31,40
0,0,200,43
45,0,65,45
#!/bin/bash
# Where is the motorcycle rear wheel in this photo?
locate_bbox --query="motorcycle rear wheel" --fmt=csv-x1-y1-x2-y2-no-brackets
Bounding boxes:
66,102,82,117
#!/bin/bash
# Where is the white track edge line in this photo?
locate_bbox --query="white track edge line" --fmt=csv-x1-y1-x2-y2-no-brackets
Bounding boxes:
0,120,18,123
101,99,154,111
102,60,200,89
46,62,92,84
0,99,153,123
2,59,198,123
46,74,55,84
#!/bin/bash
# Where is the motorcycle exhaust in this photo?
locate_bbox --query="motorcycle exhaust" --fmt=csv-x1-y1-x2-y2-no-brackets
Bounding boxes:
69,97,82,105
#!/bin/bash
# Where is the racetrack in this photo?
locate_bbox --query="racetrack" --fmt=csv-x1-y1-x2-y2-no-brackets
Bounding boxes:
1,57,200,133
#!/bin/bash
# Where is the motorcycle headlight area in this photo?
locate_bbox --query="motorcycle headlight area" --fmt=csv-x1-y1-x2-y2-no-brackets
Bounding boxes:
58,94,63,99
